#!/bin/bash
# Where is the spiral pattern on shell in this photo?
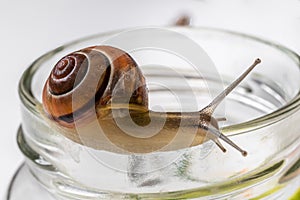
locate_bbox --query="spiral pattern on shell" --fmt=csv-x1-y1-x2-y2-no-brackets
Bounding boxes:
42,46,148,128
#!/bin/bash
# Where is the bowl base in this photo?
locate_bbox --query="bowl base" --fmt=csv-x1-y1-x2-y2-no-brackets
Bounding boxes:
6,162,300,200
5,163,56,200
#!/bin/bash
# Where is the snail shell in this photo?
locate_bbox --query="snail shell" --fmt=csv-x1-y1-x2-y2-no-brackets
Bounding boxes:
42,46,148,128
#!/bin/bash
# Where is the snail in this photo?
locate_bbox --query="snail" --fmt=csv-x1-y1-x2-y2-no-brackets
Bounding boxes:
42,45,261,156
175,15,191,26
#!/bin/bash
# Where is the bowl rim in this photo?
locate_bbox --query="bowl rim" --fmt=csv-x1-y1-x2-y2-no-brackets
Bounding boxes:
18,26,300,136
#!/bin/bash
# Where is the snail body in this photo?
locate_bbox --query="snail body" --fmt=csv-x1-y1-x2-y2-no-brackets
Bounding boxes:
42,45,261,156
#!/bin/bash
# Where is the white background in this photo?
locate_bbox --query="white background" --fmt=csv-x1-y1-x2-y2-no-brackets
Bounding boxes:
1,0,300,197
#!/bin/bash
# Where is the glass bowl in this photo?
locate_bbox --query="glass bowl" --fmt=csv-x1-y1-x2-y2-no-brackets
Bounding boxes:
10,27,300,199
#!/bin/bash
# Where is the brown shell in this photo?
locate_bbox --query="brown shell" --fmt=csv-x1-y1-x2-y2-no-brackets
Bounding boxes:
42,46,148,128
